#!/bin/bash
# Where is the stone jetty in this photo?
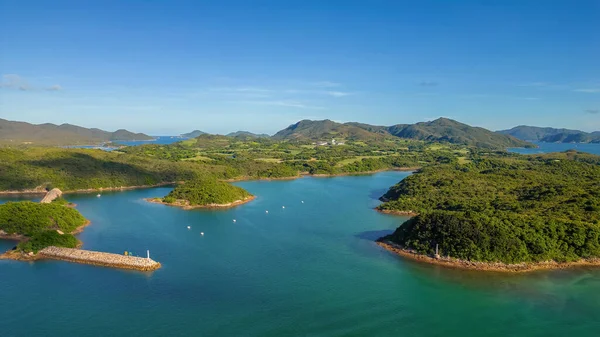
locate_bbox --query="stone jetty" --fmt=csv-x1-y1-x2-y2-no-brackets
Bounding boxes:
39,246,161,271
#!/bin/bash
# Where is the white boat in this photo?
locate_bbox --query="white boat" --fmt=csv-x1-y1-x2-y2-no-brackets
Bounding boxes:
97,194,101,197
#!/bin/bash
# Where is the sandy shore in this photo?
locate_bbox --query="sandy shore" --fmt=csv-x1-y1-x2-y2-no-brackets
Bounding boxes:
145,195,256,210
377,240,600,273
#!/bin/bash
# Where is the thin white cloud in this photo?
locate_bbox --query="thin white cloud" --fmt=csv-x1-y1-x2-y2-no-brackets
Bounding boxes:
325,91,352,97
574,88,600,93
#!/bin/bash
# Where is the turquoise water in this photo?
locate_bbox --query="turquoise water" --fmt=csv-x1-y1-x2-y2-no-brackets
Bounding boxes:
509,142,600,155
1,172,600,336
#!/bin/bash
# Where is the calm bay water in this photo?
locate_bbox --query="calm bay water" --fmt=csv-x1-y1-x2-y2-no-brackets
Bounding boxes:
509,142,600,155
114,136,186,146
1,172,600,336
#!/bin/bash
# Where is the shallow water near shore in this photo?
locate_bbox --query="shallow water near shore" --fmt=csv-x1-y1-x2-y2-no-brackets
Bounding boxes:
1,172,600,336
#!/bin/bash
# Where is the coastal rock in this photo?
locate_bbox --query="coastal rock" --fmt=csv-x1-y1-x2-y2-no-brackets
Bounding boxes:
40,188,63,203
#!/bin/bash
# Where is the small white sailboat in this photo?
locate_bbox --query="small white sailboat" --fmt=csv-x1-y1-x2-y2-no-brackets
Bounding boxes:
282,206,285,209
233,219,237,223
200,232,204,236
265,210,269,214
187,226,191,229
97,194,101,197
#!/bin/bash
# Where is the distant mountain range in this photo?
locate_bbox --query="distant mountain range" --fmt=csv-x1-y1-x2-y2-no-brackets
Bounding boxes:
0,118,154,145
498,126,600,143
3,117,552,149
272,118,533,149
181,130,270,139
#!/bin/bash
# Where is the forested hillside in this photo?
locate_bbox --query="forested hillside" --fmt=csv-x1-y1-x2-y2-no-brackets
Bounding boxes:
379,152,600,264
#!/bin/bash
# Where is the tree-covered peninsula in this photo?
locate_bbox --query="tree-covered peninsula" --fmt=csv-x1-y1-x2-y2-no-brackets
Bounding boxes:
148,177,254,209
378,151,600,267
0,200,88,254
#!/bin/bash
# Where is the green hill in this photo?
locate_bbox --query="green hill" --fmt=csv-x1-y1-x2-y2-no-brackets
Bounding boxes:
160,177,252,207
0,119,153,145
226,131,270,138
181,130,207,138
273,118,533,149
378,153,600,264
498,125,599,143
272,119,386,141
385,118,532,149
0,201,87,253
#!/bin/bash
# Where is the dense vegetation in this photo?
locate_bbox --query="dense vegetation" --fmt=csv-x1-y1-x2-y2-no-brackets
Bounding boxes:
17,231,78,253
162,177,251,205
379,152,600,264
0,147,204,191
0,201,87,253
0,118,153,145
0,201,87,236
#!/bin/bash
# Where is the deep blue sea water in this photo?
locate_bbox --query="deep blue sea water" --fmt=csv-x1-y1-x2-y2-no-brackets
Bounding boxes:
2,172,600,336
509,142,600,155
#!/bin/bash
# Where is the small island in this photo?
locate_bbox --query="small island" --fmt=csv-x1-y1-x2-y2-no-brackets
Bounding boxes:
377,151,600,272
0,198,88,260
147,177,255,209
0,191,161,271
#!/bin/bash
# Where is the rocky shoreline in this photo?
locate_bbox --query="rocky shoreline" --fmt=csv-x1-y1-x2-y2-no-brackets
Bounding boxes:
0,182,176,195
377,241,600,273
225,167,419,182
145,195,256,210
375,209,418,217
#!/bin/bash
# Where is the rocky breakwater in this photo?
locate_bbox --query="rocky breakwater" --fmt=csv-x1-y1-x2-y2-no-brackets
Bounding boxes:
39,246,161,271
40,188,62,203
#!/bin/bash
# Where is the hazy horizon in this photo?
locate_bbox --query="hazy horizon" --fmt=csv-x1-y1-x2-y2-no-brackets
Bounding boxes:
1,0,599,134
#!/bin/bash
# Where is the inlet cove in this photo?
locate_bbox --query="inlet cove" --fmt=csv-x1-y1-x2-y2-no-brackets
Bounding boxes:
2,173,600,336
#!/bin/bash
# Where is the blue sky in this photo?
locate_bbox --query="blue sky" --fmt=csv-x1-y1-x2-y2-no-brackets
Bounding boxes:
1,0,599,135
